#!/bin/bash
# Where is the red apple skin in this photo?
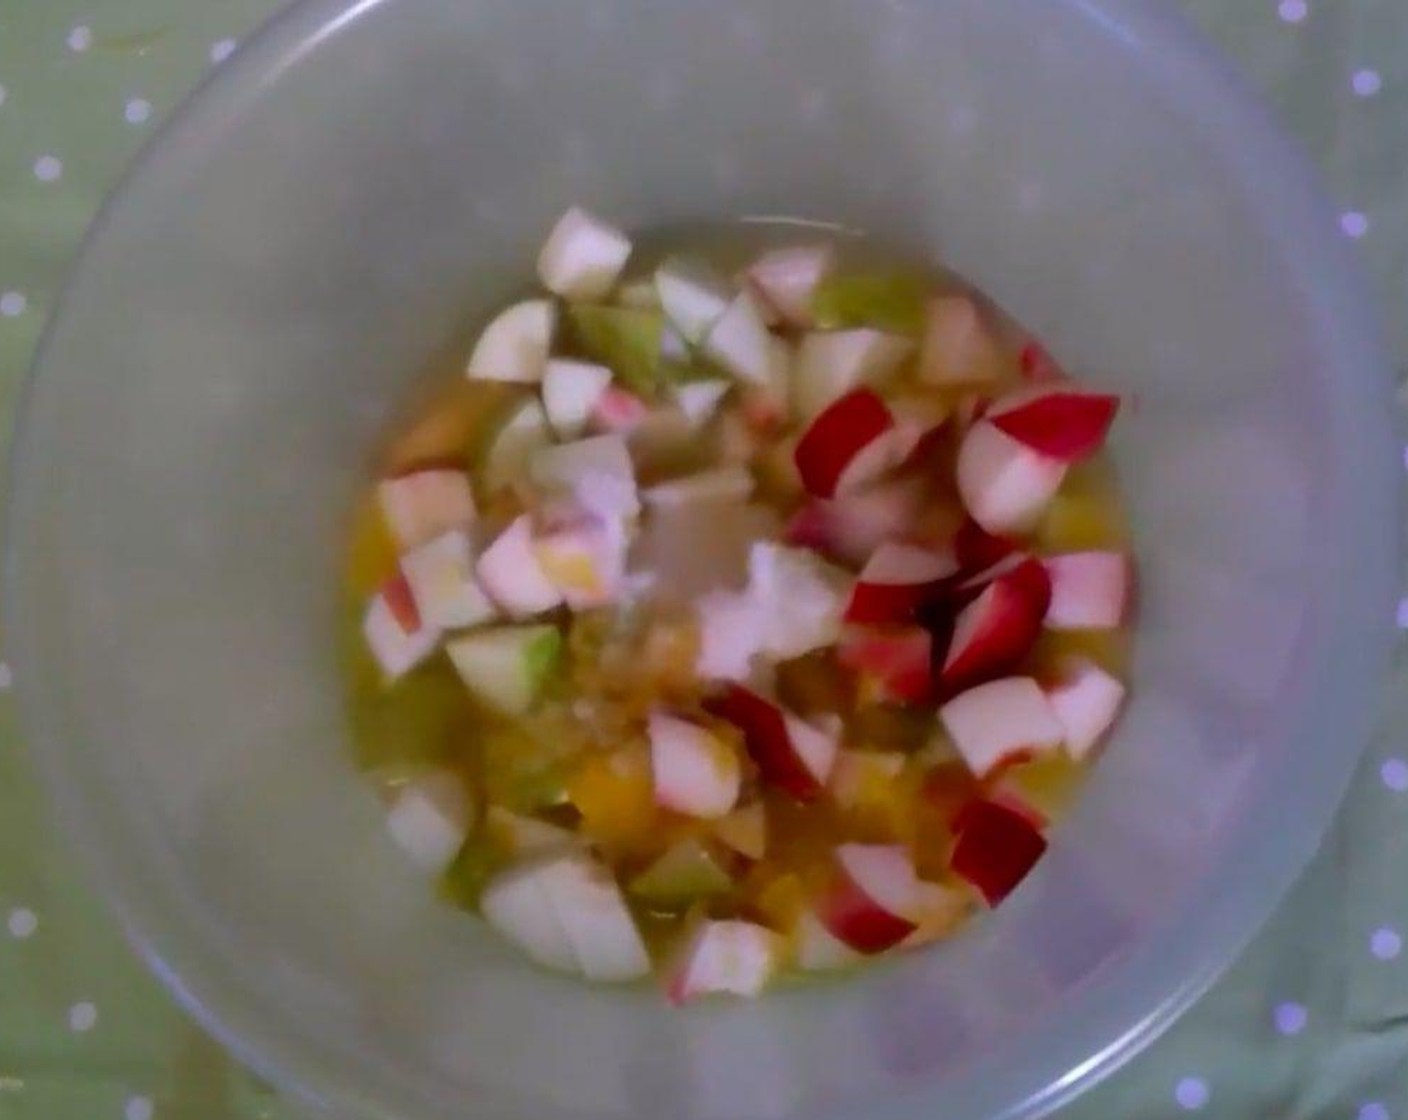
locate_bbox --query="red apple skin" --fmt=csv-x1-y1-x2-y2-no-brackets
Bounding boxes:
953,519,1018,573
950,798,1048,905
837,627,935,705
843,547,959,626
816,867,918,954
383,570,422,633
703,685,825,801
940,558,1051,692
1018,341,1062,382
988,387,1120,462
793,388,895,499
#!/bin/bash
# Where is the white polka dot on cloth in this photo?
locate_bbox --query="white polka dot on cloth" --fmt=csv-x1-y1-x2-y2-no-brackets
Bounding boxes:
66,25,93,52
33,156,62,183
1353,69,1383,97
124,99,152,125
1279,0,1308,24
1359,1104,1390,1120
209,39,237,65
1174,1076,1209,1110
6,907,37,939
1341,210,1370,238
68,1001,98,1032
1273,1001,1307,1035
1382,758,1408,792
124,1095,154,1120
1371,927,1402,960
0,292,26,318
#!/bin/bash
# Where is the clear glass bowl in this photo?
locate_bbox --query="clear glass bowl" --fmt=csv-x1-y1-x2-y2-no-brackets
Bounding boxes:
5,1,1399,1118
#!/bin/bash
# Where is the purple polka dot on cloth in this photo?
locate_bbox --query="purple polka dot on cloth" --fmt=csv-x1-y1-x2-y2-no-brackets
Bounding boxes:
1273,1001,1307,1035
1175,1077,1209,1111
1371,928,1402,961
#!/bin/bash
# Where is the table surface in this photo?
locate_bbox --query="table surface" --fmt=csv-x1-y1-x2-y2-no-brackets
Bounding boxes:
1,2,1406,1118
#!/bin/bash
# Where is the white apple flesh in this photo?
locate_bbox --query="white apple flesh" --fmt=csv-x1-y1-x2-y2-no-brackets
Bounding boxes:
1043,551,1130,629
400,529,498,629
703,289,778,388
475,515,563,618
666,920,783,1003
362,573,440,681
378,469,477,550
816,843,923,954
742,245,835,328
541,359,613,439
956,420,1068,535
939,676,1065,778
385,770,472,873
649,712,742,819
1046,658,1126,760
536,207,633,300
792,328,913,421
466,299,555,383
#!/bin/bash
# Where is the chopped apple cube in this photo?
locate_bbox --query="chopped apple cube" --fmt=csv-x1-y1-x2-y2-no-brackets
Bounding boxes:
386,770,473,873
378,469,477,550
666,919,783,1003
566,304,668,394
528,434,640,521
480,397,552,496
956,420,1068,535
986,383,1121,463
446,623,561,716
793,388,904,499
742,245,835,328
1046,658,1126,759
1042,551,1130,629
939,676,1064,778
400,529,497,629
703,289,777,387
475,515,563,618
747,542,850,662
916,294,1004,384
673,379,731,430
704,685,838,800
541,359,613,439
536,207,632,300
466,299,555,383
655,256,734,344
816,843,923,953
949,798,1048,904
649,712,742,819
363,572,440,681
792,329,913,420
534,514,628,610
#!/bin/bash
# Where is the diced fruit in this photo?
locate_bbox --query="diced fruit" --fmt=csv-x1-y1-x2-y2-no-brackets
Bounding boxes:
629,837,734,906
746,542,850,662
567,748,658,855
704,686,837,800
694,589,767,683
810,271,928,336
484,806,578,857
829,749,906,810
794,909,864,971
529,434,640,521
939,677,1064,778
644,466,755,510
1019,340,1063,381
536,207,633,300
385,770,472,873
916,295,1004,384
541,359,612,439
785,480,926,567
400,529,497,629
363,573,440,681
844,542,959,625
1046,658,1126,760
837,627,934,705
666,920,783,1003
703,289,778,387
817,844,922,953
794,388,903,499
886,392,953,464
649,712,742,819
496,851,650,981
446,624,561,716
901,879,971,947
949,799,1048,904
986,383,1120,463
939,558,1051,690
567,304,669,394
655,256,733,344
1043,551,1130,629
378,469,477,550
466,299,555,383
988,751,1084,827
956,420,1068,535
481,859,578,973
742,245,835,328
673,379,730,429
920,761,983,830
590,385,651,433
792,329,914,421
713,802,767,860
533,516,628,610
481,397,552,496
953,518,1018,572
475,515,563,618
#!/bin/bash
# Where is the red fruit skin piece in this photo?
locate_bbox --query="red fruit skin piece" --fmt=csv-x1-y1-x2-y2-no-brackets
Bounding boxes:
1018,341,1062,382
843,545,960,625
940,558,1051,692
793,388,896,499
950,798,1048,905
953,518,1018,572
988,388,1120,463
703,685,825,802
837,627,935,705
816,852,919,954
383,570,422,633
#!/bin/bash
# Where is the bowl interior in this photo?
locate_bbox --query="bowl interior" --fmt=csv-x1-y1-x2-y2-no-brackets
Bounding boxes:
8,1,1397,1119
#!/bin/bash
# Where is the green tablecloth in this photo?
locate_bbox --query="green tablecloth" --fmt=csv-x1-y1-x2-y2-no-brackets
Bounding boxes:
1,2,1405,1117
